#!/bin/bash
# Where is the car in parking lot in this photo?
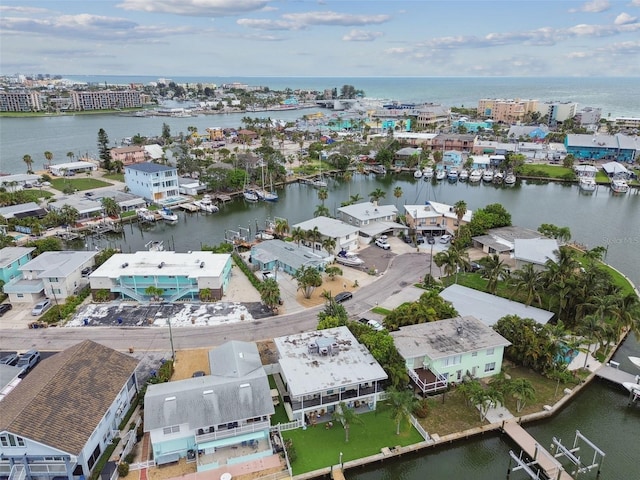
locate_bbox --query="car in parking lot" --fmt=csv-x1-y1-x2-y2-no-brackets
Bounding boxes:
0,353,19,366
334,291,353,303
468,261,484,272
366,319,385,331
374,238,391,250
17,350,40,375
81,267,93,277
427,236,436,245
31,299,52,316
0,303,12,316
416,236,426,244
440,234,452,244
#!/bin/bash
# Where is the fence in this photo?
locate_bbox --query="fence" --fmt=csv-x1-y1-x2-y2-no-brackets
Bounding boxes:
272,419,303,432
128,461,154,472
409,414,431,442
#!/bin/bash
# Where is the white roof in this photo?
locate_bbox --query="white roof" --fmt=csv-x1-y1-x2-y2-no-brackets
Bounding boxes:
144,144,164,160
292,216,359,238
21,251,97,278
337,201,397,221
440,284,554,326
274,326,388,397
93,251,230,278
514,238,559,265
50,161,96,170
602,162,629,175
404,202,472,223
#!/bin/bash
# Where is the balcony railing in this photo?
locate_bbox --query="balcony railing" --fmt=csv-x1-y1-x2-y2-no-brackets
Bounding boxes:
290,385,379,411
194,420,270,444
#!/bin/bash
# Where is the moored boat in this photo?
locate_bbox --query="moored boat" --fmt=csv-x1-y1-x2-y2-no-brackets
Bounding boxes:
493,171,504,184
195,194,220,212
579,177,597,192
335,250,365,267
413,169,423,179
423,167,434,179
610,178,629,194
435,169,446,181
243,189,259,202
629,356,640,370
469,169,482,183
136,207,156,222
504,173,517,185
482,169,494,183
255,230,275,240
159,207,178,222
447,168,458,182
458,169,469,182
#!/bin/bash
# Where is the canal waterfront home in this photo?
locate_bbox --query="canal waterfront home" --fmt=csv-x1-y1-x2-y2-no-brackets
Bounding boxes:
144,341,275,470
250,239,331,275
390,316,511,393
124,162,180,204
273,326,388,423
48,161,98,177
89,250,231,302
291,216,360,252
336,202,401,243
0,246,35,285
565,133,637,163
3,250,97,303
0,340,139,480
110,145,145,166
471,226,545,255
513,238,559,272
404,201,472,237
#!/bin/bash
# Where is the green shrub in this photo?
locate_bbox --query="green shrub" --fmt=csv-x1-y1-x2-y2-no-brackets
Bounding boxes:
124,452,135,464
117,462,129,477
157,360,174,382
413,398,430,418
232,252,262,290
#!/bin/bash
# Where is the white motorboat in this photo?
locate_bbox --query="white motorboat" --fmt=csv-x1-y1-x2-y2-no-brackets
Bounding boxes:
447,169,458,182
629,356,640,370
504,173,517,185
493,171,504,184
423,166,434,179
136,207,156,222
159,207,178,222
335,250,365,267
312,177,328,188
243,189,259,202
482,170,494,182
413,169,423,179
469,169,482,182
255,230,274,240
579,177,597,192
622,382,640,394
458,169,469,182
195,194,220,212
146,240,164,252
435,169,446,181
610,178,629,194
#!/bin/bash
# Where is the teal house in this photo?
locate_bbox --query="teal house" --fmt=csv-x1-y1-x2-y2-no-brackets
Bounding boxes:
391,316,511,394
143,341,276,472
0,246,35,284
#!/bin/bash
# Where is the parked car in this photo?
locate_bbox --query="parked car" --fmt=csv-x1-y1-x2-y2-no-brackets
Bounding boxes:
17,350,40,374
31,299,52,316
334,291,353,303
440,234,452,244
0,303,13,316
367,319,385,331
374,238,391,250
416,236,426,244
192,371,206,378
0,353,19,366
427,236,436,245
468,261,484,273
81,267,93,277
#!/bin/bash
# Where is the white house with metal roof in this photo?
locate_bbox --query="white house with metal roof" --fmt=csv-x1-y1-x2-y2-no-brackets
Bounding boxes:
440,284,554,327
391,316,511,394
291,216,360,252
89,251,231,303
273,326,388,423
0,202,47,222
144,341,276,471
250,239,331,276
124,162,179,204
336,202,402,242
47,196,104,222
0,174,42,191
472,226,543,254
0,246,35,285
514,238,559,271
3,250,97,303
49,161,98,177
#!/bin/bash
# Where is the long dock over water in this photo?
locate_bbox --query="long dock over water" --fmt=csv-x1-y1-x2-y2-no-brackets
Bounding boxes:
502,420,574,480
594,362,640,386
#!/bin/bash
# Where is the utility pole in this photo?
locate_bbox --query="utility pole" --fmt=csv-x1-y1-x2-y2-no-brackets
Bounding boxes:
167,318,175,362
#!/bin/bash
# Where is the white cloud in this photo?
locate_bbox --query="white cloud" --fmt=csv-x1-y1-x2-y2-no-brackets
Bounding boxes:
614,12,637,24
236,18,301,31
281,11,391,26
117,0,269,17
569,0,611,13
342,29,383,41
0,6,49,14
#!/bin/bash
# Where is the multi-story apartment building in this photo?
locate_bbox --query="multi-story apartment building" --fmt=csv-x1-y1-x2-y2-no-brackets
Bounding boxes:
110,146,146,166
70,90,142,110
574,107,602,126
124,162,179,203
535,101,578,124
0,90,43,112
477,98,538,123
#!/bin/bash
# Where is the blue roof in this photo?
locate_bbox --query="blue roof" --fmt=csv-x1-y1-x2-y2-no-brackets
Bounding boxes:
125,162,175,173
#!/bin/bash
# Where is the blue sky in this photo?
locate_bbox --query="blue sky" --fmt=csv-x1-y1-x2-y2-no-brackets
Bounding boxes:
1,0,639,77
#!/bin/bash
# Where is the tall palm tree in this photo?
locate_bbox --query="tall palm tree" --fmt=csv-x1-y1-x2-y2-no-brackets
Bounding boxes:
321,237,336,256
434,245,470,283
314,204,330,218
23,154,34,174
369,188,386,204
274,218,290,239
44,151,54,167
393,186,403,207
331,402,364,443
386,387,419,435
510,263,543,306
479,254,510,294
453,200,467,226
317,188,328,205
259,278,281,311
306,226,322,249
343,171,353,197
101,197,120,219
66,151,75,161
509,378,536,413
290,226,305,246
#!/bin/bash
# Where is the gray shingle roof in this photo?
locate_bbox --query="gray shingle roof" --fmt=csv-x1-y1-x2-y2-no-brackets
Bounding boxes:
125,162,175,173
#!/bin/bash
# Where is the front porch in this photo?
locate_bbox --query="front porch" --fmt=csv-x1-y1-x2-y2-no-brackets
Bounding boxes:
409,367,448,395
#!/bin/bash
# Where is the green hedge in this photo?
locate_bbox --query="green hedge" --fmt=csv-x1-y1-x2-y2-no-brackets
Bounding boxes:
41,285,91,324
89,438,120,480
117,395,140,431
232,252,263,291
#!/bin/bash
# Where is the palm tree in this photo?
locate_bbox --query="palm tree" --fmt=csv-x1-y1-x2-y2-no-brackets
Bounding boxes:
386,387,419,435
306,226,322,249
321,236,336,256
314,204,330,218
44,151,54,167
369,188,386,204
294,265,323,299
317,188,328,205
101,197,120,219
393,186,403,207
433,244,470,284
259,278,281,311
331,402,364,443
324,265,343,281
510,263,543,306
66,152,75,162
509,378,536,413
274,218,289,239
290,226,305,246
453,200,467,226
144,285,164,302
344,171,353,197
23,154,34,174
479,254,510,294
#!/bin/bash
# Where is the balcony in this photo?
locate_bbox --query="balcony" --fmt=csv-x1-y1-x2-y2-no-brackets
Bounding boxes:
290,385,378,411
409,367,448,394
194,420,270,444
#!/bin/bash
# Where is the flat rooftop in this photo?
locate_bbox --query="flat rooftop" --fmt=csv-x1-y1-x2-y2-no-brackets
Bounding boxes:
93,251,230,278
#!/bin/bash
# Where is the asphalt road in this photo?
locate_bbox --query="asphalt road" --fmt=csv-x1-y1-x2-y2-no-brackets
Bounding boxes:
0,253,430,353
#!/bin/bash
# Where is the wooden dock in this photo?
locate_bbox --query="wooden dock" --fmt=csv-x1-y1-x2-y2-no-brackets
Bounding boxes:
502,420,573,480
595,362,640,387
180,203,199,212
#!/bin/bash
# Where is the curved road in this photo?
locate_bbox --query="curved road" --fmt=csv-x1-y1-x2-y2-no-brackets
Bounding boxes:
2,253,430,352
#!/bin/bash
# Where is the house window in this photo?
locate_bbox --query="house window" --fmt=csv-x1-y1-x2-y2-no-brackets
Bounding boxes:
484,362,496,373
162,425,180,435
471,352,478,357
0,434,25,447
443,355,461,367
486,347,495,356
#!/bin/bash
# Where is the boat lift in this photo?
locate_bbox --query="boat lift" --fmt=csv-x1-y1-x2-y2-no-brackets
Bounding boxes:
550,431,605,479
506,443,564,480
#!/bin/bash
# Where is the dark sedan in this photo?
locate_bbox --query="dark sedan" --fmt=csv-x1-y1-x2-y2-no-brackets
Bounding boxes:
334,291,353,303
0,303,12,316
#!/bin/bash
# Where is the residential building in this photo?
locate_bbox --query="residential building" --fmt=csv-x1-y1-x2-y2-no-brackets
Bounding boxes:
514,238,559,271
143,144,165,162
336,202,401,241
178,177,206,196
393,132,438,147
391,316,511,394
535,101,578,124
601,161,631,178
70,90,142,111
0,340,139,480
144,341,276,471
565,133,637,163
92,190,147,213
574,107,602,126
48,196,105,223
0,91,43,112
404,202,472,237
0,174,42,191
89,251,231,302
415,104,450,130
0,202,47,223
0,364,22,402
467,154,492,170
477,98,538,123
393,147,421,168
273,326,388,423
250,240,331,276
110,146,146,166
49,161,98,177
0,247,35,284
439,150,464,172
472,226,544,255
614,117,640,130
3,251,97,303
432,134,476,153
291,216,360,252
439,284,554,326
124,163,179,203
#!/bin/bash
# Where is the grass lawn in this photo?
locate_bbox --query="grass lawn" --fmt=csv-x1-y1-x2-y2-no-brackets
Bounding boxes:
281,405,423,475
520,164,573,178
50,178,112,191
371,306,392,316
19,189,54,201
103,173,125,182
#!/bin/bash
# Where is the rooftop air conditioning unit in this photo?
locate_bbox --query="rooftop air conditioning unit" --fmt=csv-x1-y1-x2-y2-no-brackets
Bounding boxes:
121,263,129,268
158,262,165,269
200,262,205,268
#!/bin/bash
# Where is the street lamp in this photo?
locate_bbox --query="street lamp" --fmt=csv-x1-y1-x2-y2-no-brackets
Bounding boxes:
339,452,343,469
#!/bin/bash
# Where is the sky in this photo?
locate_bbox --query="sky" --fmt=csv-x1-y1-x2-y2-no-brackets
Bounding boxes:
1,0,639,77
